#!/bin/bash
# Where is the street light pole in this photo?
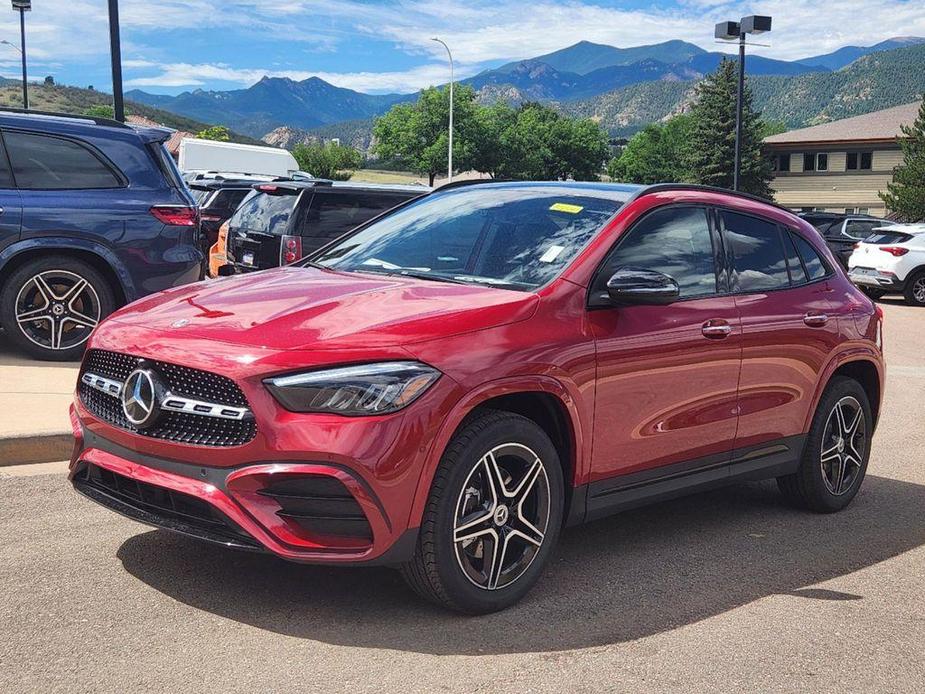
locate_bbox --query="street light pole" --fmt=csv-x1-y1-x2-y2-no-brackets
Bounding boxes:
431,37,453,183
108,0,125,122
715,15,772,192
11,0,29,109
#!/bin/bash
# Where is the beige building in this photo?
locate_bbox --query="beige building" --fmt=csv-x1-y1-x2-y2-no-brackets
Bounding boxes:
764,101,920,217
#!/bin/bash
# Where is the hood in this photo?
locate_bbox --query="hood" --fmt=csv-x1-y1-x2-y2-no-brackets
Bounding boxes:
106,266,539,351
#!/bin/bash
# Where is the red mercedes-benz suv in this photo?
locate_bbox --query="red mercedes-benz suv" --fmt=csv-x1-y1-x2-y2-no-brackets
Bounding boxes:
70,182,884,613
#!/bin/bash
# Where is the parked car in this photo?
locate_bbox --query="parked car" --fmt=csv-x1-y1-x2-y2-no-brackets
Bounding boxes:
221,180,425,273
798,212,890,269
188,173,274,263
0,109,201,361
70,182,883,613
848,224,925,305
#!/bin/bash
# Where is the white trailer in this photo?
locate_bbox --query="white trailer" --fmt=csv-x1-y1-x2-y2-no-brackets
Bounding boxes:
178,138,300,178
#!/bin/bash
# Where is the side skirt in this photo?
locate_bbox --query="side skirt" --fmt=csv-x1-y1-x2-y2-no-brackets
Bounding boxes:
576,435,806,523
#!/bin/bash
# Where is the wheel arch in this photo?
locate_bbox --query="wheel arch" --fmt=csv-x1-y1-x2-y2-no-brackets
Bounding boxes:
0,239,132,306
409,377,589,531
806,352,884,433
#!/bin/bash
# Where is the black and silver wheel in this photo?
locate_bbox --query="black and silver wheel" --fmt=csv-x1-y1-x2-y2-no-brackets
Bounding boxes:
401,410,563,613
904,271,925,306
0,256,114,361
778,376,872,512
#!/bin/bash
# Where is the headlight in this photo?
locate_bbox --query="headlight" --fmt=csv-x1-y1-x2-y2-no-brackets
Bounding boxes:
264,361,441,415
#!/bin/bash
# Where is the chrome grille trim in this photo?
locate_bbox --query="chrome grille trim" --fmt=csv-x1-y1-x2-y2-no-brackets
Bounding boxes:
81,371,252,422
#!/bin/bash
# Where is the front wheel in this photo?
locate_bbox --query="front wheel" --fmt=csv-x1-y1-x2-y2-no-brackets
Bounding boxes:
401,410,564,613
777,376,872,512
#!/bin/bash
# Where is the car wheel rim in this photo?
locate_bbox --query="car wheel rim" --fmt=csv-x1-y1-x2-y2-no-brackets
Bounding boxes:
914,278,925,303
453,443,551,591
820,396,866,496
14,270,101,351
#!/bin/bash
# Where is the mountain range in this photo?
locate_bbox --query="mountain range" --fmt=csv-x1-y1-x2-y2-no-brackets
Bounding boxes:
124,36,925,141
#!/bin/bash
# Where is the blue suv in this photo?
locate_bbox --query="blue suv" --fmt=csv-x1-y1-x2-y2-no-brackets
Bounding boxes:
0,109,201,360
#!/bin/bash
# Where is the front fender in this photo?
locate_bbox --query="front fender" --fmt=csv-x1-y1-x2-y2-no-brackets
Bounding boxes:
407,374,589,530
0,237,136,302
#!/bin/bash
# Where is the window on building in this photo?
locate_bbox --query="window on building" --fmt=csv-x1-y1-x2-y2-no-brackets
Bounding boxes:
847,152,873,170
803,153,828,172
772,153,791,172
816,153,828,171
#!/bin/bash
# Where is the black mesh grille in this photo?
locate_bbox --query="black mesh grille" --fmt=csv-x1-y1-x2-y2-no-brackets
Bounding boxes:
79,349,257,447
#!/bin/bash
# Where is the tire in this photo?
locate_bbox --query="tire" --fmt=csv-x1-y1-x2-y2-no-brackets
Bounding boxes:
777,376,872,513
860,287,884,300
401,410,564,614
903,270,925,306
0,255,115,361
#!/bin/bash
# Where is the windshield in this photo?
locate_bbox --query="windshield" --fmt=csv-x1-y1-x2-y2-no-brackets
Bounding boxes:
312,185,626,291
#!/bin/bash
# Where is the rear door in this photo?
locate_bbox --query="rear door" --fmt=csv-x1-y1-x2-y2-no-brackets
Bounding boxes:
722,210,840,458
0,133,22,256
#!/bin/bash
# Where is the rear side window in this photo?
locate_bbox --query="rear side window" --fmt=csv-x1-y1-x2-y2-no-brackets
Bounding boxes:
601,206,717,299
844,220,882,240
190,187,213,204
210,189,250,210
4,131,121,189
791,233,829,280
782,230,808,284
723,211,789,292
301,191,411,242
866,231,913,245
229,190,299,235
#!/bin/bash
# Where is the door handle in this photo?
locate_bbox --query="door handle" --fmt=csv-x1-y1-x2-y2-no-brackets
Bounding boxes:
702,319,733,339
803,312,829,327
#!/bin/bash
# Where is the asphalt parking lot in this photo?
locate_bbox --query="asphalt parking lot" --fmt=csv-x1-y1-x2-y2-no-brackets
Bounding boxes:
2,299,924,693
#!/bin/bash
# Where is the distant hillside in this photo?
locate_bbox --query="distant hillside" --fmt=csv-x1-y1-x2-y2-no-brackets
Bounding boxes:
563,42,925,135
127,77,408,137
0,82,261,144
798,36,925,70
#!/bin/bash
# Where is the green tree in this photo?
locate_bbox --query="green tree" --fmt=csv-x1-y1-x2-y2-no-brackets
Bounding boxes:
196,125,231,142
607,115,693,184
83,105,115,119
686,58,773,198
292,141,363,181
880,94,925,221
373,84,481,185
44,75,55,86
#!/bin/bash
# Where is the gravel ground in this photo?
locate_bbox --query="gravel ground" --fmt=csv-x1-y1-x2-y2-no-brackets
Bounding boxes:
2,299,923,693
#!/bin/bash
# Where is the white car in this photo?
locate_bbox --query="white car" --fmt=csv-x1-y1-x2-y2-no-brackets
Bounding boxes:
848,224,925,305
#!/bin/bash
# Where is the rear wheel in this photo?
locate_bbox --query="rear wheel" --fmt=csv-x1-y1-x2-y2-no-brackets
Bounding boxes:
860,287,884,300
777,376,872,512
0,256,114,361
903,271,925,306
401,410,564,613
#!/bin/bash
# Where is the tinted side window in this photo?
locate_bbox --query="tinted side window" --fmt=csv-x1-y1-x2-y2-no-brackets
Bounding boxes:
844,220,881,240
792,233,829,280
782,230,808,284
4,131,121,189
302,192,408,242
0,136,13,188
600,206,716,299
210,189,250,210
723,211,789,292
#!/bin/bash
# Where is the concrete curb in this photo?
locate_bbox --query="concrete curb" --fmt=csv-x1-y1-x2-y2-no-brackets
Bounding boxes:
0,433,72,467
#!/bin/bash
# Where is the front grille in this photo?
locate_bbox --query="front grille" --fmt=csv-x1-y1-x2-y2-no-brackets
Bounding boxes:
259,475,373,542
73,463,262,551
79,349,257,447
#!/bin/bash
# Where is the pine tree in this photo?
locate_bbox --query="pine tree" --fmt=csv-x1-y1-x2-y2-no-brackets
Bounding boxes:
686,58,773,198
880,95,925,221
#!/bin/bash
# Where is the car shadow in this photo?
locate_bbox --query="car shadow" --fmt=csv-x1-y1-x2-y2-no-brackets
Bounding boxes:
117,475,925,655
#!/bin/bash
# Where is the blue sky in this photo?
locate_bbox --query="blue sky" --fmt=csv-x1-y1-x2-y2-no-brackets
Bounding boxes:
2,0,924,95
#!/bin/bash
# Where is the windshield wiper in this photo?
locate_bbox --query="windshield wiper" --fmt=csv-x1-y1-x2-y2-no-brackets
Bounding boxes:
347,266,470,285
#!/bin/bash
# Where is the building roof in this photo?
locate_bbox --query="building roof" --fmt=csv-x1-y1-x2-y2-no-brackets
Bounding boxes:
126,115,193,155
764,101,921,146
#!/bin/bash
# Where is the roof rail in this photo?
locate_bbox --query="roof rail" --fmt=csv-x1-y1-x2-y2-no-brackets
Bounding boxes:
0,107,132,129
640,183,794,215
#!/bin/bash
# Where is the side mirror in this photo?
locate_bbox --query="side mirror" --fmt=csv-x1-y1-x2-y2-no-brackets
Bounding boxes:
217,264,237,277
605,267,680,305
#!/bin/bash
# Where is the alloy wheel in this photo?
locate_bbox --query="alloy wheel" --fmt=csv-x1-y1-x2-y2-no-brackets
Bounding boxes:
820,396,867,496
14,270,101,351
913,277,925,304
453,443,551,591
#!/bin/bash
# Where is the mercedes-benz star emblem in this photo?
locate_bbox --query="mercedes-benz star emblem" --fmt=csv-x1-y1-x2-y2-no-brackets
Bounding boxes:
121,368,161,428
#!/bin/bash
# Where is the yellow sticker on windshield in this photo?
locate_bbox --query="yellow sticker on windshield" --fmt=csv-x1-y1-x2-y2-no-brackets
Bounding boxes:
549,202,584,214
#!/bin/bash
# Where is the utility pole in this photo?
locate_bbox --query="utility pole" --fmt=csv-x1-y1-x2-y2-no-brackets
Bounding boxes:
431,37,454,183
11,0,30,109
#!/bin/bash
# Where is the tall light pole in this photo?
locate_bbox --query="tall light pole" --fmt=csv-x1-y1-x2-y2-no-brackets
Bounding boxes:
11,0,29,110
431,37,453,183
715,15,772,191
108,0,125,121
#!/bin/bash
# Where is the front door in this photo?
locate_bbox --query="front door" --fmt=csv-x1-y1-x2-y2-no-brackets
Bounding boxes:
587,205,741,490
0,132,22,256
